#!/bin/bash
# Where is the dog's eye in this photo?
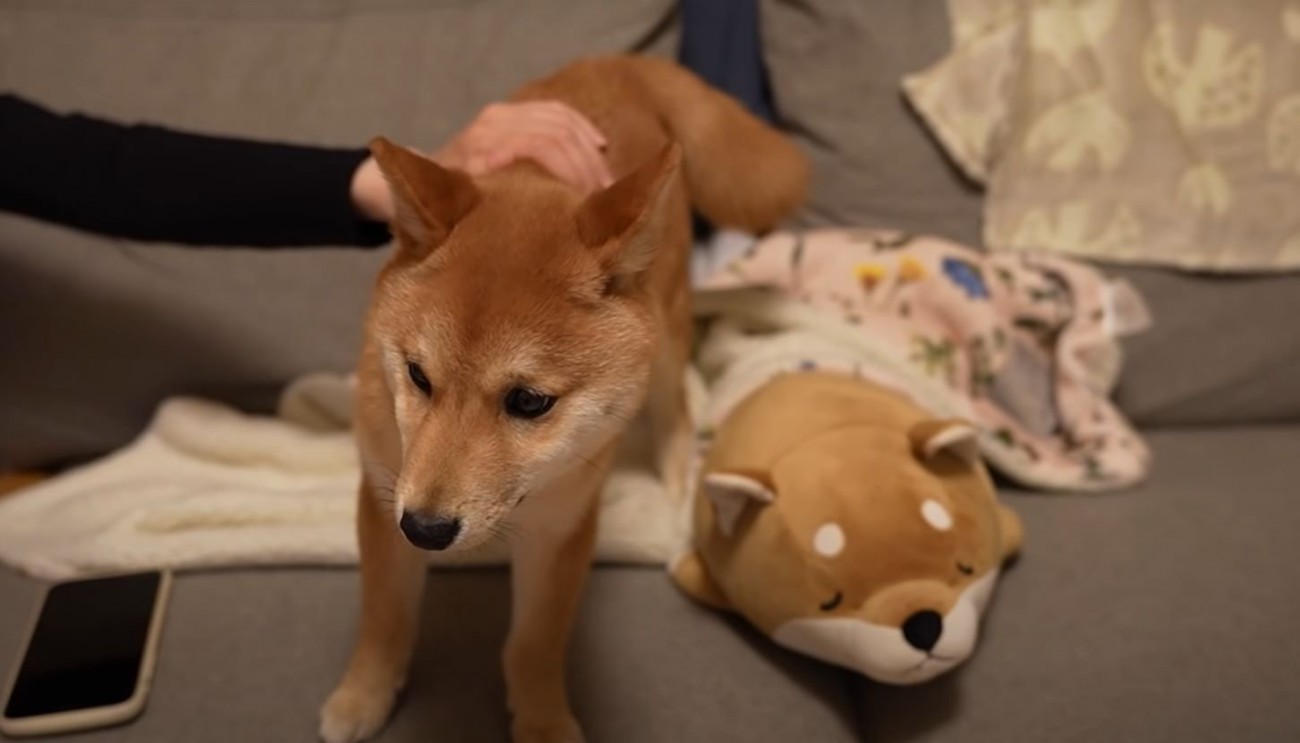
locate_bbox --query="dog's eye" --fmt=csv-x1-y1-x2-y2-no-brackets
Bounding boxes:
957,562,975,576
819,591,843,612
407,361,432,396
504,387,556,419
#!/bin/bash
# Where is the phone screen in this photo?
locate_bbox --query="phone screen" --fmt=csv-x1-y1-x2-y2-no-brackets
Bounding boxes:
4,573,162,720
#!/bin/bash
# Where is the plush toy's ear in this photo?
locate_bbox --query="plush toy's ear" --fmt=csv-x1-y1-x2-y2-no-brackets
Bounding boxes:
702,470,775,537
909,419,981,465
997,503,1024,559
369,136,480,263
575,143,680,290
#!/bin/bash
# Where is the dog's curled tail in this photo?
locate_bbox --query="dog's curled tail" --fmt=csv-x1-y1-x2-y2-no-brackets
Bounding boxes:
627,56,809,234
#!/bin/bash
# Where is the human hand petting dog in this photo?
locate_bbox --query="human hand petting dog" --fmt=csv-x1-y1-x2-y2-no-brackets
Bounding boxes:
350,100,613,222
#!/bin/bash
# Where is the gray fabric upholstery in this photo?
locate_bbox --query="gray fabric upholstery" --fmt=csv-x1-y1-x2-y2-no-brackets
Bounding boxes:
859,426,1300,742
0,568,860,742
759,0,983,246
4,428,1299,741
0,218,387,469
0,0,677,469
1105,264,1300,426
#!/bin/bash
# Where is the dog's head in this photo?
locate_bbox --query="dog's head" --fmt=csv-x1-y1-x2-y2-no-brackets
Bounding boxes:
690,410,1023,684
362,137,680,552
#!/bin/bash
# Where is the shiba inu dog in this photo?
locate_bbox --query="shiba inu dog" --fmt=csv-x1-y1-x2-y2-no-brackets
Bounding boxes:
319,56,808,743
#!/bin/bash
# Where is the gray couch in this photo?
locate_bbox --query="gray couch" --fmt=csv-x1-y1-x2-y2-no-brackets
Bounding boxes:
3,2,1300,741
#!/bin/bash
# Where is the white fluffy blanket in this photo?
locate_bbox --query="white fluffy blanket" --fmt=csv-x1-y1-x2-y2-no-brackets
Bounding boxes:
0,374,686,580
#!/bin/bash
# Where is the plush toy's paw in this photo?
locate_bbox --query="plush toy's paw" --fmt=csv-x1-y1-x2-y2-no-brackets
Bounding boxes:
318,678,398,743
512,713,585,743
670,550,732,610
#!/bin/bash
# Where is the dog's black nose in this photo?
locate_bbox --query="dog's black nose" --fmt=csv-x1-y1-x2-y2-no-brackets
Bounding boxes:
399,512,461,551
902,610,943,652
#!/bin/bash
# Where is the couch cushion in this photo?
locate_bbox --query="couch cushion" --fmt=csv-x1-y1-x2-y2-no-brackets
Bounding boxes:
0,0,677,469
857,425,1300,741
1106,264,1300,426
0,566,861,742
759,0,983,246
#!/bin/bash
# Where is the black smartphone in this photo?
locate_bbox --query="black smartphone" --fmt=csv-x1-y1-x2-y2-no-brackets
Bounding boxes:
1,571,171,738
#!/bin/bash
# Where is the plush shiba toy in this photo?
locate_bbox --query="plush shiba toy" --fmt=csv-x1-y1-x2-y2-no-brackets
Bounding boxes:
671,371,1023,684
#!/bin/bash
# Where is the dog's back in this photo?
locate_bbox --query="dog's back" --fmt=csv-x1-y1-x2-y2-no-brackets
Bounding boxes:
513,55,809,235
508,56,809,446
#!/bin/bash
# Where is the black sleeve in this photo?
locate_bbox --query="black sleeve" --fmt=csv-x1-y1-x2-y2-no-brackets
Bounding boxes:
0,93,391,248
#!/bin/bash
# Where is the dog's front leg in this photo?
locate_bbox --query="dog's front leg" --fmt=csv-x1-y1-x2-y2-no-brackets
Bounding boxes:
320,478,426,743
504,482,600,743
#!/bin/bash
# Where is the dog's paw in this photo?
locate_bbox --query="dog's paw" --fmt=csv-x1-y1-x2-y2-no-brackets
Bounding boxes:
512,714,585,743
318,681,397,743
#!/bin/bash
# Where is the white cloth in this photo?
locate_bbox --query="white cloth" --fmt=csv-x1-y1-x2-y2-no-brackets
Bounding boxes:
0,375,685,580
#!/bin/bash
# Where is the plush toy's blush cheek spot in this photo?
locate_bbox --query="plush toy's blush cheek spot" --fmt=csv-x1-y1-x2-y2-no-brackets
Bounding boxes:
922,500,953,531
813,523,846,557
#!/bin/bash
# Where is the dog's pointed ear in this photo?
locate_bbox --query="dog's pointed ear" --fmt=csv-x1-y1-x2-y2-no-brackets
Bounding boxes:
575,143,681,288
703,470,776,537
910,419,981,466
369,136,480,261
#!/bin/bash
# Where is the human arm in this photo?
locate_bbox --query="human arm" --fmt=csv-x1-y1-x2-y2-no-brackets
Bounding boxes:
0,93,389,247
0,94,612,247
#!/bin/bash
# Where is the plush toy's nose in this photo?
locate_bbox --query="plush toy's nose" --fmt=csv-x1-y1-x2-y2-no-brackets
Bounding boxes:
902,610,943,651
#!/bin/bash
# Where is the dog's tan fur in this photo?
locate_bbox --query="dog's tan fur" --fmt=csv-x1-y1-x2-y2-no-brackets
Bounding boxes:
319,56,808,743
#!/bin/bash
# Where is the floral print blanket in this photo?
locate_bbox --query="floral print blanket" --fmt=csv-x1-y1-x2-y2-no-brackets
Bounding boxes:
692,228,1152,492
